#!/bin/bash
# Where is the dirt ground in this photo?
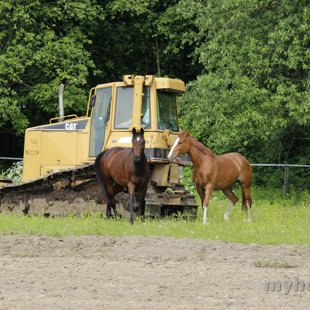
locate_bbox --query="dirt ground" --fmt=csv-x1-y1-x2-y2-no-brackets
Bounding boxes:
0,235,309,309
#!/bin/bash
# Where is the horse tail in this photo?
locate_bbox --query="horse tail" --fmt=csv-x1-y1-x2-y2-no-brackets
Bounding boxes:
95,151,108,203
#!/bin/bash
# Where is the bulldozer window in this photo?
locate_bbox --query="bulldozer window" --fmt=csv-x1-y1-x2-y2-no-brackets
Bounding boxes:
157,92,179,131
142,87,151,129
115,87,134,129
89,87,112,157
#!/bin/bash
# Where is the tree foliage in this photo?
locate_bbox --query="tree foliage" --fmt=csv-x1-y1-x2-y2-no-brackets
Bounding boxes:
0,0,103,133
179,0,310,164
90,0,199,82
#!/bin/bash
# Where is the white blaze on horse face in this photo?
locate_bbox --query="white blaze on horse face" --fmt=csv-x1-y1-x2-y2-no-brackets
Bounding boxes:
168,138,180,159
136,137,140,142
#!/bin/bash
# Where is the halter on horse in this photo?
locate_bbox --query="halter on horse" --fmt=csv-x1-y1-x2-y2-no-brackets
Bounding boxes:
95,127,150,224
168,130,252,224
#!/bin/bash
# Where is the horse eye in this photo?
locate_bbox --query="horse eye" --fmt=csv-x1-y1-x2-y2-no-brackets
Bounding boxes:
178,141,183,145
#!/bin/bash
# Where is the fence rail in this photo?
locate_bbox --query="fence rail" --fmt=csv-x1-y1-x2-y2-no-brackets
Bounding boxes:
250,163,310,195
251,163,310,168
0,157,23,161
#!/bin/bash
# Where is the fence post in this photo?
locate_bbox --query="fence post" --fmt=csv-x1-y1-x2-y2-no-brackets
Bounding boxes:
283,165,289,196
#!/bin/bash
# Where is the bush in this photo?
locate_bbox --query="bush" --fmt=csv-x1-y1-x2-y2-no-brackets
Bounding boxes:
3,161,23,184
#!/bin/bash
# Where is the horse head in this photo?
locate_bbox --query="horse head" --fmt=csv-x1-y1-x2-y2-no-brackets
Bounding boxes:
168,128,191,161
132,127,146,163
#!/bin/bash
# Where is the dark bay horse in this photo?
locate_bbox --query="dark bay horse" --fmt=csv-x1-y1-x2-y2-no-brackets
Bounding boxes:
95,127,150,224
168,130,252,224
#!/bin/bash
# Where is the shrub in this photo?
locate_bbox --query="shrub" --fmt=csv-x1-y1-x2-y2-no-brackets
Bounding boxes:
3,161,23,184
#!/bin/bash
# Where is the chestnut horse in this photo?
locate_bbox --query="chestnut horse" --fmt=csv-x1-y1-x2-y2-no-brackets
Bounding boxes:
168,130,252,224
95,127,150,224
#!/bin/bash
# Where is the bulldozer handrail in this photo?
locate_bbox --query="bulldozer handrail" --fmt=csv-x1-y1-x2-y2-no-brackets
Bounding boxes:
49,114,78,124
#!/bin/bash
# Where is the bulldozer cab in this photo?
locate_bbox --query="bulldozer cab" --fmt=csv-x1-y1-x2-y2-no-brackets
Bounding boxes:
87,75,184,161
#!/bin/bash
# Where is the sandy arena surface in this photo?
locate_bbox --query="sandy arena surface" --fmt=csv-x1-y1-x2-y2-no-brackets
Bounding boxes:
0,235,309,309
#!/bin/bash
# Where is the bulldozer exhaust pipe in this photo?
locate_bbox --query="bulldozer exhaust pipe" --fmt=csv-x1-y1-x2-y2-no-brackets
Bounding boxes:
58,83,64,122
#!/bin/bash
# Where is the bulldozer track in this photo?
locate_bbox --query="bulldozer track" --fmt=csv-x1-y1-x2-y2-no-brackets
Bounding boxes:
0,163,96,197
0,164,101,217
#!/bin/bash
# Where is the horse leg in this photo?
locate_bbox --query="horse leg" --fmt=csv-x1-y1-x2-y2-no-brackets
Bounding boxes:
195,185,205,206
110,198,119,218
105,181,115,219
195,185,208,224
202,184,213,225
138,186,148,218
106,201,112,218
222,188,238,221
241,184,252,222
127,182,136,224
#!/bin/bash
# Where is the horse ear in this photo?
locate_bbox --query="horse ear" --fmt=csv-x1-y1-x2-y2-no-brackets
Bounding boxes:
184,131,190,137
132,127,136,135
140,127,144,135
179,128,183,134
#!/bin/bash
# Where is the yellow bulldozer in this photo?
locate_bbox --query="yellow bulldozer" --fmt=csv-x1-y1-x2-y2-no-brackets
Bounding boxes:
0,75,197,219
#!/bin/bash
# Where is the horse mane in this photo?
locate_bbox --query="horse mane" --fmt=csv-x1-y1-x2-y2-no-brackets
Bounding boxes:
189,136,214,156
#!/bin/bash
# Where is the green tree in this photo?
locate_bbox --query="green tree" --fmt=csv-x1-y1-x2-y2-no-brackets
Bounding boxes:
179,0,310,165
0,0,103,134
91,0,200,83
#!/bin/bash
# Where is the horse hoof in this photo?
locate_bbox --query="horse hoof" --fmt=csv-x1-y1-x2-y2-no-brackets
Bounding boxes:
224,214,229,221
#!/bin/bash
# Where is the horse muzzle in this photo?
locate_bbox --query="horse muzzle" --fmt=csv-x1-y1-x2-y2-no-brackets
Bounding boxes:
167,153,178,162
133,155,142,162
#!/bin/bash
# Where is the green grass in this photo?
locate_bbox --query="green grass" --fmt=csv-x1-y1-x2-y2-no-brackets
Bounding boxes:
0,187,309,245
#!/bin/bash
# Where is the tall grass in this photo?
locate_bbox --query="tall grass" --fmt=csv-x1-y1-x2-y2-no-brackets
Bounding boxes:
0,187,309,245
